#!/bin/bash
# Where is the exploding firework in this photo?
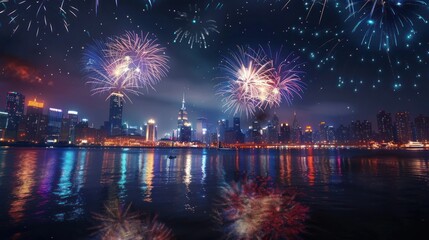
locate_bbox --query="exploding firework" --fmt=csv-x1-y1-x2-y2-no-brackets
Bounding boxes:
261,47,305,108
0,0,79,36
173,3,220,49
106,31,169,89
216,46,273,117
216,46,304,117
82,31,169,102
215,175,309,239
93,200,174,240
347,0,428,51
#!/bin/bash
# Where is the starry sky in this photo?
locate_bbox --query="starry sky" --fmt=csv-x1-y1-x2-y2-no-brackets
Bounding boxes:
0,0,428,136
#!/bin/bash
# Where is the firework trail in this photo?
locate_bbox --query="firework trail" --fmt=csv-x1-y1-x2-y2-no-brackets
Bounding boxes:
0,0,79,36
173,3,220,49
346,0,428,51
215,175,309,239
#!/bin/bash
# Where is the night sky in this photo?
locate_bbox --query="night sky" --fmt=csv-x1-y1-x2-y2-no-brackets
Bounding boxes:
0,0,428,136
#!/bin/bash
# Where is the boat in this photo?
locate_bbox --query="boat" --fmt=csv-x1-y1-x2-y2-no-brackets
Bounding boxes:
168,155,177,159
402,141,425,149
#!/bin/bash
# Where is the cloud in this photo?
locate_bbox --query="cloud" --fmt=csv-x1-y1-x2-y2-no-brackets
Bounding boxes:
0,56,53,86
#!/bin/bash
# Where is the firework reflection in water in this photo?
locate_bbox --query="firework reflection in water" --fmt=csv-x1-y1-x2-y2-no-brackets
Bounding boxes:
215,174,309,239
93,200,173,240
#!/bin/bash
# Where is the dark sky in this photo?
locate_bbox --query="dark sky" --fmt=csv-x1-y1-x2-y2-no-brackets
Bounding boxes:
0,0,428,136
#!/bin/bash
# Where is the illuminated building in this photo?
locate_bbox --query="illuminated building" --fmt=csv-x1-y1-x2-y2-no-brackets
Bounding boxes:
350,120,372,143
319,122,328,142
47,108,63,142
180,122,192,142
217,119,229,143
415,115,429,142
291,112,301,144
196,117,208,143
335,124,350,144
24,99,46,143
177,94,191,142
377,111,394,142
5,91,25,140
0,111,8,139
394,112,411,143
109,93,124,136
67,111,79,142
303,126,313,144
279,123,291,143
146,119,157,142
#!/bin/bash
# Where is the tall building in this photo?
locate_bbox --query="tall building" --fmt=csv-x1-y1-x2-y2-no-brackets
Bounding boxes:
0,111,8,139
303,126,313,144
47,108,63,142
217,119,229,143
319,122,328,142
335,124,350,144
251,119,262,143
68,111,79,143
267,114,279,143
109,93,124,136
5,91,25,140
24,99,45,143
395,112,411,143
350,120,372,143
196,117,208,143
146,119,157,142
279,123,291,143
177,94,191,142
291,112,301,144
377,111,394,142
415,115,429,142
180,122,192,142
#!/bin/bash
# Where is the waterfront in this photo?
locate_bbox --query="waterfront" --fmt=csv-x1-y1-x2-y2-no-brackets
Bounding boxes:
0,147,428,239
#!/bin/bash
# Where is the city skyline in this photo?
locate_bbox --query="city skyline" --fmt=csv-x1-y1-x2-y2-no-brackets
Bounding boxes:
2,90,428,146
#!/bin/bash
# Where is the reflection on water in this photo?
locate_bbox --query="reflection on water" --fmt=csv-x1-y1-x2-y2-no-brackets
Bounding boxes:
9,151,37,223
0,148,428,239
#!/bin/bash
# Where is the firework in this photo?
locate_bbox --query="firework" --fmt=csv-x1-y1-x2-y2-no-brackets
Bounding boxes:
216,46,273,117
106,31,169,89
93,200,174,240
215,175,309,239
261,47,305,108
347,0,428,51
173,4,220,49
281,0,330,23
216,46,304,117
93,200,142,240
0,0,79,36
82,31,169,102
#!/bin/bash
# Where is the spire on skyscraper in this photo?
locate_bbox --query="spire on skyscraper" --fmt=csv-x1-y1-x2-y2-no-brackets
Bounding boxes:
181,93,186,110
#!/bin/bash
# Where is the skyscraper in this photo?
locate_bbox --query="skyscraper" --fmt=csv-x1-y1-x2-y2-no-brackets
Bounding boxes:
414,115,429,142
25,99,45,143
196,117,208,143
68,111,79,143
279,123,291,143
377,111,394,142
5,91,25,140
0,111,8,139
303,126,313,144
146,119,157,142
395,112,411,143
47,108,63,142
291,112,301,144
319,122,328,142
109,93,124,136
177,93,191,142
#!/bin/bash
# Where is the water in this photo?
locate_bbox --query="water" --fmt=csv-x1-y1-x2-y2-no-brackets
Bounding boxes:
0,147,428,239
